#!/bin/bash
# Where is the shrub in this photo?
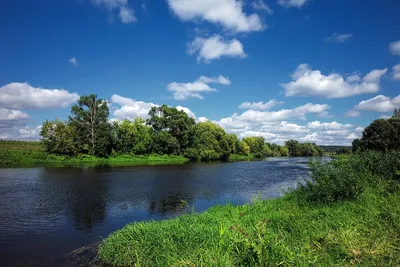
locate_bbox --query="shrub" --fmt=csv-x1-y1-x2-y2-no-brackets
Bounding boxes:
297,151,400,203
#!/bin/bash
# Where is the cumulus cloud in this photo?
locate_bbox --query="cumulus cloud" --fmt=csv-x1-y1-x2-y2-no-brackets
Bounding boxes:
111,94,157,120
90,0,136,23
389,40,400,55
110,94,196,121
211,102,363,145
176,106,196,118
0,82,79,109
167,75,230,100
277,0,309,8
167,0,264,33
252,0,273,14
188,35,246,63
325,33,353,43
307,121,352,130
392,64,400,80
69,57,78,66
239,99,283,110
0,125,42,140
0,107,30,125
347,95,400,117
282,64,387,98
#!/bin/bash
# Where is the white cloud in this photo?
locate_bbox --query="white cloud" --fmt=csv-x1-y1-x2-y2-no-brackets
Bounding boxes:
176,106,196,118
69,57,78,66
307,121,352,130
325,33,353,43
347,95,400,116
110,94,197,121
197,75,231,85
277,0,309,8
389,40,400,56
198,117,208,123
167,75,230,100
0,107,30,123
211,102,364,145
392,64,400,80
282,64,387,98
0,82,79,109
239,100,284,110
188,35,246,63
0,125,42,140
90,0,137,24
119,6,137,23
252,0,273,14
111,94,157,120
167,0,264,33
346,74,361,83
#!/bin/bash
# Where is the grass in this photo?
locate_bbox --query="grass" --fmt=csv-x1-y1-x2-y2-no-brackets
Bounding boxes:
229,154,256,162
98,151,400,266
0,141,189,166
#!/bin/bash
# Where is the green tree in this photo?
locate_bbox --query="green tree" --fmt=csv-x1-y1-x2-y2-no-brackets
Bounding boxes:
189,121,226,161
243,137,265,157
40,119,76,156
393,108,400,118
69,94,112,157
238,140,250,156
149,131,180,155
147,105,195,152
359,119,396,152
112,118,151,155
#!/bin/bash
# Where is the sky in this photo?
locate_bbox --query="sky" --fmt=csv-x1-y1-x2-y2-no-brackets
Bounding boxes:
0,0,399,145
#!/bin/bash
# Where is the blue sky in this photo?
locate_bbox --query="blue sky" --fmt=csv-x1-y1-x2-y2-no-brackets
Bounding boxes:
1,0,399,145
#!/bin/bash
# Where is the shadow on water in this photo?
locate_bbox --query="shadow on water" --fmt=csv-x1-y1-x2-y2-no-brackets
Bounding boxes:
0,158,311,266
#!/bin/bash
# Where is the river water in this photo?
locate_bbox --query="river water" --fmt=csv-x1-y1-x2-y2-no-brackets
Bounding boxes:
0,158,310,266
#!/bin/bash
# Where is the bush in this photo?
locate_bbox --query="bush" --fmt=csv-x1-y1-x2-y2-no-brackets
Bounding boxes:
297,151,400,203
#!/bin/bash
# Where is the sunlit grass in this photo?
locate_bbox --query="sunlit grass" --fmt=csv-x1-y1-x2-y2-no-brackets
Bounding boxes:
98,152,400,266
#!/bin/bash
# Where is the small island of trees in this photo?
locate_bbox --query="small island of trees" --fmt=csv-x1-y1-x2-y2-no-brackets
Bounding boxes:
39,94,324,162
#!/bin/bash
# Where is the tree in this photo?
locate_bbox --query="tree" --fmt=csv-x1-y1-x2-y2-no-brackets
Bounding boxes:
147,105,195,152
40,119,76,156
69,94,112,157
189,121,226,161
149,131,180,155
359,119,396,152
393,108,400,119
238,140,250,156
112,118,151,155
243,137,265,157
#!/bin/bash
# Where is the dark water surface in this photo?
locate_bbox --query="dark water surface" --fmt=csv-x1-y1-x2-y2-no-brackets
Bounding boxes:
0,158,310,267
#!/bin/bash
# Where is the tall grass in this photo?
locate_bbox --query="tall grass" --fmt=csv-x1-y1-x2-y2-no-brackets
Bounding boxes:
98,151,400,266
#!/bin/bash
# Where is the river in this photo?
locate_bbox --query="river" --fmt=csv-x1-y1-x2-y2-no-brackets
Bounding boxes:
0,158,310,267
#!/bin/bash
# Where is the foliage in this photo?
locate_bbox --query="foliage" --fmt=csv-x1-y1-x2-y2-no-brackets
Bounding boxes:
297,151,400,203
353,113,400,152
112,118,151,155
98,152,400,266
17,95,321,163
285,140,324,157
69,94,112,157
147,105,195,152
40,119,76,156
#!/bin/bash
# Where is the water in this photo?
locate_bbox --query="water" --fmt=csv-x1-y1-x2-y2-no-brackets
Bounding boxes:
0,158,310,267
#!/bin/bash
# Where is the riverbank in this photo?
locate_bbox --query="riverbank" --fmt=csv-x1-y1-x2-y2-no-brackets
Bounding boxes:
98,152,400,266
0,141,260,167
0,143,189,166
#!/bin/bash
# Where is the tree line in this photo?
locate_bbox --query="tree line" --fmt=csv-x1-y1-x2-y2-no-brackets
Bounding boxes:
40,94,324,161
352,108,400,152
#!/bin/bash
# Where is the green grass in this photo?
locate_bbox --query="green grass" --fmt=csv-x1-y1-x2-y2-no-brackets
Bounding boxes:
0,142,189,166
229,154,256,162
98,185,400,266
98,152,400,266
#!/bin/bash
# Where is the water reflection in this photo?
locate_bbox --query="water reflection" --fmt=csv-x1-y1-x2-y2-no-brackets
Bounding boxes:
0,158,310,267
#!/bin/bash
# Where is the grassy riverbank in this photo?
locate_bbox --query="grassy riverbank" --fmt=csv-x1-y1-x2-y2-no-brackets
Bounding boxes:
0,141,189,166
98,152,400,266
